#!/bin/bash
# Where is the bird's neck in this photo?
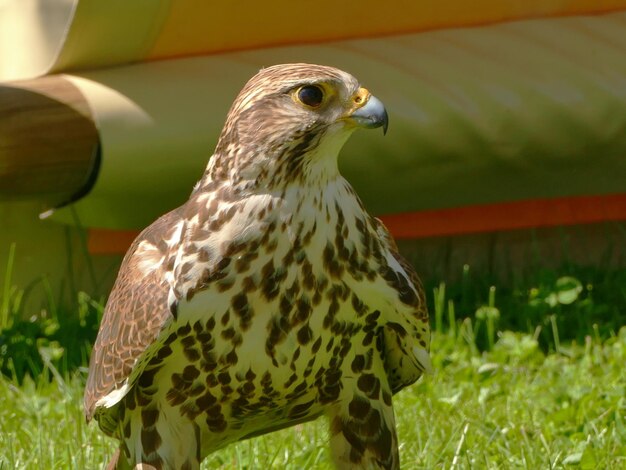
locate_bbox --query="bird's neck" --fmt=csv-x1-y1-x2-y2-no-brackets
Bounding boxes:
199,125,354,195
189,159,371,252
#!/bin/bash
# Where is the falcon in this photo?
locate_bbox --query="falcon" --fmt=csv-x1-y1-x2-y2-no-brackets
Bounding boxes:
84,63,431,470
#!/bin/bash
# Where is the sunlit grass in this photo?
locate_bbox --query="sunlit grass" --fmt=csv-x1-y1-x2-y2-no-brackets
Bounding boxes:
1,325,624,469
1,251,625,468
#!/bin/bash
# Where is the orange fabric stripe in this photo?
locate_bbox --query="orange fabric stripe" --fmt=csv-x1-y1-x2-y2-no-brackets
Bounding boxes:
380,194,626,239
88,193,626,254
88,229,139,255
148,1,626,60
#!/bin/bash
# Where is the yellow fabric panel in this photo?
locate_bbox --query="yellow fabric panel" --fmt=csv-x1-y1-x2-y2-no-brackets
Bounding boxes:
3,0,626,79
148,0,626,59
51,0,169,74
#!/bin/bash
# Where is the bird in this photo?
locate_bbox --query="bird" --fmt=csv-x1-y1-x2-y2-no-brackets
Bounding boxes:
84,63,431,470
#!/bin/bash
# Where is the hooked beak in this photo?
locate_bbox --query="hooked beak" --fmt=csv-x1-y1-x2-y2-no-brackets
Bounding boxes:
348,91,389,135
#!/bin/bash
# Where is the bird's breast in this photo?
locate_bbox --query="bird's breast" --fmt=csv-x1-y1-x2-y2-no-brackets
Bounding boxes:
170,178,389,360
137,179,418,448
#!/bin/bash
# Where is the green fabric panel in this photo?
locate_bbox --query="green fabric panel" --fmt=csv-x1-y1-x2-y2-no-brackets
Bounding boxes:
339,13,626,214
53,12,626,229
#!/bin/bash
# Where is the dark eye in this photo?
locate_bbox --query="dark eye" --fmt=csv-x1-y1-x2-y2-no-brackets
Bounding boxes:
297,85,324,108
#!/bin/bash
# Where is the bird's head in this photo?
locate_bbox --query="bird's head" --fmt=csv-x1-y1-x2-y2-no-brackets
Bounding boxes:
208,63,388,189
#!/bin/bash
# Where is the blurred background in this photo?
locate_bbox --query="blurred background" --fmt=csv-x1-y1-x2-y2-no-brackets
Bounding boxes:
2,1,625,315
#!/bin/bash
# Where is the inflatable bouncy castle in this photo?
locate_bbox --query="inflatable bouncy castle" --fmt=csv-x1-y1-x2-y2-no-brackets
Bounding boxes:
1,1,625,305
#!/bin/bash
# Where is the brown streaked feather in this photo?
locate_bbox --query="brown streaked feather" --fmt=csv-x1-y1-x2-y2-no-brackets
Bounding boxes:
373,217,430,392
83,65,353,422
84,207,183,422
373,217,426,312
84,63,431,469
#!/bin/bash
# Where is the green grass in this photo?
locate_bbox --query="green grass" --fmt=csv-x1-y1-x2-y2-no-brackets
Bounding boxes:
1,320,625,468
1,255,625,468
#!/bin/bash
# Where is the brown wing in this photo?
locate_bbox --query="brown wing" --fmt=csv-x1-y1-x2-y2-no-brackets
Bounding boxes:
83,207,183,421
373,218,431,393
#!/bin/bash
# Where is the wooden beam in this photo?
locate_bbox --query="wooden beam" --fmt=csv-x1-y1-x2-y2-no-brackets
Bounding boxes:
0,75,100,208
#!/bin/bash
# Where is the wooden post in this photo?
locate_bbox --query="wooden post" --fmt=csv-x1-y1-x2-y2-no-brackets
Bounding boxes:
0,75,100,208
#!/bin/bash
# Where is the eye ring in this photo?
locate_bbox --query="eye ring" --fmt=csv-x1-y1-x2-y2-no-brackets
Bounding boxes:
296,85,324,108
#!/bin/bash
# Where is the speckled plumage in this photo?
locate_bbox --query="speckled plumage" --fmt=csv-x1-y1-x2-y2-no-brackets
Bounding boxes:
85,63,431,470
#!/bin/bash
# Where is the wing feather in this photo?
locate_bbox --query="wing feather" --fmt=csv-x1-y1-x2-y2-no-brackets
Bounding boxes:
83,207,183,421
373,218,432,393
